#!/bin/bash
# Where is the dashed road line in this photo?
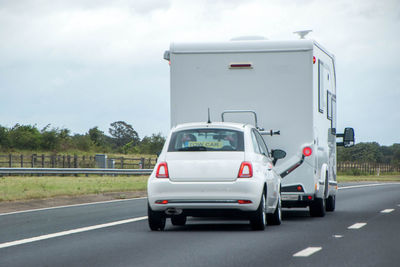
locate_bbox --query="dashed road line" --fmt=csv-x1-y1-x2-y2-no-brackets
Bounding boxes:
348,223,367,229
293,247,322,257
0,216,148,249
380,209,394,213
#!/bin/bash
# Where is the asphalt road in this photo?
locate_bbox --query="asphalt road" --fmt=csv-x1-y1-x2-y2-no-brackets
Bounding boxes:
0,183,399,267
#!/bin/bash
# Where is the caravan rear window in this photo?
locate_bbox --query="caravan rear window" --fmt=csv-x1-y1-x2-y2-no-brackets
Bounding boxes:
168,129,244,152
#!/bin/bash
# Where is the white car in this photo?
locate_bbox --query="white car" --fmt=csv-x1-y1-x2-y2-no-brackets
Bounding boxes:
147,122,286,231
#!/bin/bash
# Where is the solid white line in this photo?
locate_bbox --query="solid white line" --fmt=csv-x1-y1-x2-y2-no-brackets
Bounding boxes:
293,247,322,257
0,216,148,249
348,223,367,229
0,197,148,217
380,209,394,213
339,183,400,190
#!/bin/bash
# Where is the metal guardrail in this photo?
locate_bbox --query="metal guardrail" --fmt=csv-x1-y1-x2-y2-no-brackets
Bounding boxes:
0,168,153,175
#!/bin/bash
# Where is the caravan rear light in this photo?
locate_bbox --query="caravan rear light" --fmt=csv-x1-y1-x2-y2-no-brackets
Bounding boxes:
238,162,253,178
156,162,169,178
302,147,312,157
313,56,316,64
297,185,303,191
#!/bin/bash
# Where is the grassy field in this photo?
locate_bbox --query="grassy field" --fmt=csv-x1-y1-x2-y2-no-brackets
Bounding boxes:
0,175,148,202
1,174,399,202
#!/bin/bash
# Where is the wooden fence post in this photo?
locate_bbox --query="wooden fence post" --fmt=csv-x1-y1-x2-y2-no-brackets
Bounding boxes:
20,155,23,167
67,155,71,168
140,158,145,169
41,154,45,168
74,155,78,168
9,154,12,168
120,157,124,169
31,154,36,168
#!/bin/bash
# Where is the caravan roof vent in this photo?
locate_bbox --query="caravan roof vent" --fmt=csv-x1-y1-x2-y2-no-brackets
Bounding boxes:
230,36,267,41
293,30,312,39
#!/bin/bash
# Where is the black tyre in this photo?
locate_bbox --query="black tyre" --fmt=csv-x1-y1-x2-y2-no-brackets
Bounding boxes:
148,204,166,231
250,192,267,231
326,195,336,212
309,197,326,217
171,215,187,226
267,194,282,225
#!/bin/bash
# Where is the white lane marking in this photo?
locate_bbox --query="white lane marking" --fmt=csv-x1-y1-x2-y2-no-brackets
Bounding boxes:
333,234,343,238
348,223,367,229
0,197,148,217
293,247,322,257
0,216,147,249
380,209,394,213
339,183,400,190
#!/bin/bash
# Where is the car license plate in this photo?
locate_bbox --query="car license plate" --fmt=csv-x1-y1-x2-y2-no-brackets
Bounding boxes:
281,194,299,201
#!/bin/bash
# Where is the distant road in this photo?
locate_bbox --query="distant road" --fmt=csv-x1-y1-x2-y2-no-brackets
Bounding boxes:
1,183,399,267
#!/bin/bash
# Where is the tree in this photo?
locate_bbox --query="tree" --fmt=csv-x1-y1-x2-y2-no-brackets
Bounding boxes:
137,133,166,154
109,121,139,147
8,124,41,150
88,127,105,146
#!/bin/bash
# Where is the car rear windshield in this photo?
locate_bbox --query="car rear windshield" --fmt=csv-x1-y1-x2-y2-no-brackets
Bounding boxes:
168,128,244,152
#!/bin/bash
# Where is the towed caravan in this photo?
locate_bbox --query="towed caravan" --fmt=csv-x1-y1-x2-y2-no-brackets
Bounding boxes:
160,32,354,219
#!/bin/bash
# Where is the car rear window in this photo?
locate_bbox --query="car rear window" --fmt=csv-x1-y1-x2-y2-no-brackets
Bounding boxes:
168,128,244,152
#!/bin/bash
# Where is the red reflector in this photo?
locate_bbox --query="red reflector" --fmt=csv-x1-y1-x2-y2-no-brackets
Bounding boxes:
297,186,303,191
156,162,169,178
238,200,252,204
313,56,316,64
302,147,312,157
238,162,253,178
155,200,168,204
307,196,312,200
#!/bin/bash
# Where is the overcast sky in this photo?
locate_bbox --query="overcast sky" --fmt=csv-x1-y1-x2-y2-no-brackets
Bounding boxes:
0,0,399,145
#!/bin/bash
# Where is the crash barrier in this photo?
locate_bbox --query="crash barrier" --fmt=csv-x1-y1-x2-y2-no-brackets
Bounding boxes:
0,168,153,176
0,154,157,169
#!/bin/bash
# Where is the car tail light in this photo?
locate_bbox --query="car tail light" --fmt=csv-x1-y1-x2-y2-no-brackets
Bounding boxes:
156,162,169,178
302,146,312,157
238,200,252,204
155,200,168,204
238,162,253,178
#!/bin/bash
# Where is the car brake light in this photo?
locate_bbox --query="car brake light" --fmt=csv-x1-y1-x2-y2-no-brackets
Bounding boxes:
302,147,312,157
238,162,253,178
156,162,169,178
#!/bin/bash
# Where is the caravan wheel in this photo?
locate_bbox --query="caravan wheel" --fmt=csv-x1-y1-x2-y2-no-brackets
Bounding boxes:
326,195,336,212
309,197,326,217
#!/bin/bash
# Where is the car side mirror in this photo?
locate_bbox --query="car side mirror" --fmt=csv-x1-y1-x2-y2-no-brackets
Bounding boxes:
337,127,355,147
271,149,286,165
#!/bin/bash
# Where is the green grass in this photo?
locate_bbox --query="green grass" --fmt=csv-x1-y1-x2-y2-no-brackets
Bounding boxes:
337,174,400,183
0,175,148,202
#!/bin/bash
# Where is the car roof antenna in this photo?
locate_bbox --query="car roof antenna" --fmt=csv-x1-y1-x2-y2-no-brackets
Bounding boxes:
207,108,211,124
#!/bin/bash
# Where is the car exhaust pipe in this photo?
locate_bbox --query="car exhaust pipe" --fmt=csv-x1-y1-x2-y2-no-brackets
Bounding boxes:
165,208,183,215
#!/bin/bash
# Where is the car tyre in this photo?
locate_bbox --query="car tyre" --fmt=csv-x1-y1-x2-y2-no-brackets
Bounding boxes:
148,204,166,231
267,193,282,225
171,215,187,226
309,197,326,217
326,195,336,212
250,192,266,231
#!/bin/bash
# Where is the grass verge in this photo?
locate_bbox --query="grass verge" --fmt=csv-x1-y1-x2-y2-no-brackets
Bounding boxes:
0,175,148,202
337,174,400,183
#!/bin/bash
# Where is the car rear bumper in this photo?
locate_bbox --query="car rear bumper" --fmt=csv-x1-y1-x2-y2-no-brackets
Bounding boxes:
148,178,263,212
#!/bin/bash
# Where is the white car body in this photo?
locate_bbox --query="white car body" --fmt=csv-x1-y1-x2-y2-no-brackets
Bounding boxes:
147,122,282,230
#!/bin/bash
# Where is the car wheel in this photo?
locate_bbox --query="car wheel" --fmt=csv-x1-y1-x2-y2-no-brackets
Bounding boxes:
326,195,336,212
171,215,187,226
309,197,326,217
250,191,266,231
148,204,166,231
267,193,282,225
